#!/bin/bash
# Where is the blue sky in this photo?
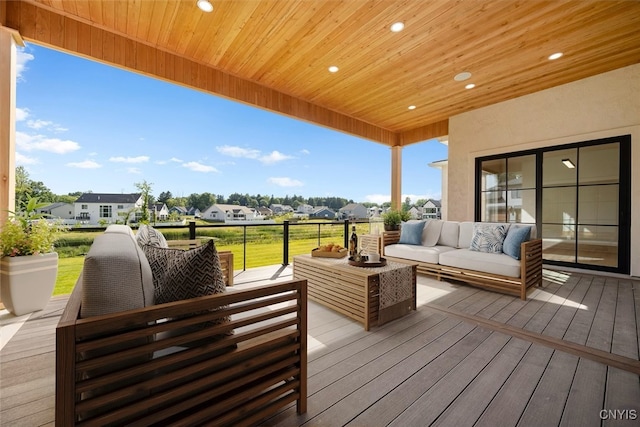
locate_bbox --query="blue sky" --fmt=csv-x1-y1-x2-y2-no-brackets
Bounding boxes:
15,44,447,205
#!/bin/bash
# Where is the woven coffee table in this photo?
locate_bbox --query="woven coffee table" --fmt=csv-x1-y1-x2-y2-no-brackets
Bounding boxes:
293,254,417,331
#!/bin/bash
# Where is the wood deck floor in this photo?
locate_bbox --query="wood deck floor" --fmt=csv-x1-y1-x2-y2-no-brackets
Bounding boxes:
1,266,639,426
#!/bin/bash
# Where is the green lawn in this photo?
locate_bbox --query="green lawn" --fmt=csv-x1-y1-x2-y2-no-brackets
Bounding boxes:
53,222,371,296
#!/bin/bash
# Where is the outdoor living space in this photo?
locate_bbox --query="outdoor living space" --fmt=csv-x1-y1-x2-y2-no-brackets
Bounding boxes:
2,264,639,426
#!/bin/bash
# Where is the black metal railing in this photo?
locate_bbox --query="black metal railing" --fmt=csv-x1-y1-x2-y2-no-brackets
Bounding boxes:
58,219,379,272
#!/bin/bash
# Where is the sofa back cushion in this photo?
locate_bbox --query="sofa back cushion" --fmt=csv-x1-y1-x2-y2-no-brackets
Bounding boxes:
437,221,460,248
422,219,443,246
458,222,475,248
81,231,155,318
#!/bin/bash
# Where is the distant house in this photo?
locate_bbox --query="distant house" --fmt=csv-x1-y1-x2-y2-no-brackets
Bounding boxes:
169,206,188,216
150,203,169,221
257,206,273,217
187,207,201,218
74,193,143,225
296,204,314,214
338,203,368,220
36,202,74,220
408,206,423,219
270,204,294,214
422,199,442,219
309,206,336,219
202,204,261,222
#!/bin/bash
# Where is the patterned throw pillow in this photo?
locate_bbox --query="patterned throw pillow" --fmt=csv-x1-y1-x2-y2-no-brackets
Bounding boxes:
143,240,225,303
469,223,509,253
142,240,232,344
136,224,168,249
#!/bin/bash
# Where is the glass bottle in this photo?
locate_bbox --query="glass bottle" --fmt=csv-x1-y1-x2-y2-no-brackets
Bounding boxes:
349,225,358,258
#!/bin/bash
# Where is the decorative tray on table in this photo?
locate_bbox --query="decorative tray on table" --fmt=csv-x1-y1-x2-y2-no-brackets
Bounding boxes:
348,256,387,268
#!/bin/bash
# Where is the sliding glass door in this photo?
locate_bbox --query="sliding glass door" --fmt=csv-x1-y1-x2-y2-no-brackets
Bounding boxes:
476,135,631,274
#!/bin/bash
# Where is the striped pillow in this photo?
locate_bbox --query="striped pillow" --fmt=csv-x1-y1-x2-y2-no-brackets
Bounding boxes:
136,224,168,249
469,223,508,253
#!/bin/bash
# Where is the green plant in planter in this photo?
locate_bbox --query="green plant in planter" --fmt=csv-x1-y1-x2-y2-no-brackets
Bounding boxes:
382,209,411,230
0,197,64,257
1,197,67,315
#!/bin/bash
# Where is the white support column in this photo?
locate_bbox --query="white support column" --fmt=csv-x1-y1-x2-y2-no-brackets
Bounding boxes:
0,27,19,223
391,146,402,210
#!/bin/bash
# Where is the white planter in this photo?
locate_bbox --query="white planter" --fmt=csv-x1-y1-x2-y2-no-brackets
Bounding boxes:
0,252,58,316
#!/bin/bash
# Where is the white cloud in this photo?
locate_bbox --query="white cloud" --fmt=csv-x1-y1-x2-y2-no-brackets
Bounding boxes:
260,150,293,164
27,119,53,130
364,194,391,205
127,167,143,174
216,145,260,159
15,107,29,122
300,149,310,155
183,161,219,173
268,177,303,187
170,157,183,163
363,193,440,205
109,156,150,163
216,145,293,164
66,160,102,169
15,152,39,165
16,49,35,79
16,131,81,154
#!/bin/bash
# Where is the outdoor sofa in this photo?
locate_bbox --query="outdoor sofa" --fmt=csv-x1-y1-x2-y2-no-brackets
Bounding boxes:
382,220,543,300
56,225,307,425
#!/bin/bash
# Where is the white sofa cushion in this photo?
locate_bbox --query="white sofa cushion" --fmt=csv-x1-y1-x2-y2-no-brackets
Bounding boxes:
385,244,456,264
437,221,459,248
422,219,442,246
458,222,475,248
439,249,521,278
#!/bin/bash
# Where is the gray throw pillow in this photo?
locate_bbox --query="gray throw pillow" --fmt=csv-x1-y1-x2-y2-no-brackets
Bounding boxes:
142,240,232,344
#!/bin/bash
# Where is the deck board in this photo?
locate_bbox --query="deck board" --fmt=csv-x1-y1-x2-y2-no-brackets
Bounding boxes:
1,266,639,426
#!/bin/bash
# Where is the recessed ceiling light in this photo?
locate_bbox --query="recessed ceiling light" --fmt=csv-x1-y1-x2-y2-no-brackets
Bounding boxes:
454,71,472,81
390,22,405,32
328,66,339,73
408,105,416,110
548,52,563,60
465,83,475,89
197,0,213,12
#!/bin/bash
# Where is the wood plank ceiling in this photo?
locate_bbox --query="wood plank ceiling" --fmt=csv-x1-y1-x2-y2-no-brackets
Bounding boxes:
3,0,640,146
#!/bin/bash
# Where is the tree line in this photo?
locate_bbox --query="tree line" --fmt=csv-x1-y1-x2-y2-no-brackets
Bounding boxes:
14,166,397,213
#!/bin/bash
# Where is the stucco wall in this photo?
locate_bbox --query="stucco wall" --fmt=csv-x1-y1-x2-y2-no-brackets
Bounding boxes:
448,63,640,276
